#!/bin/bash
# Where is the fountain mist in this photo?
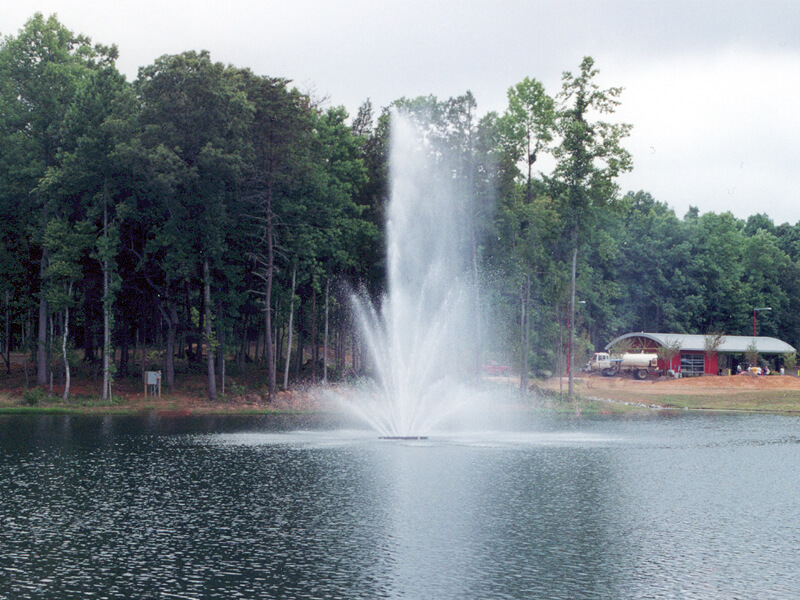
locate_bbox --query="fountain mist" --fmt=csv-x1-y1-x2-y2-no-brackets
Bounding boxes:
348,112,480,437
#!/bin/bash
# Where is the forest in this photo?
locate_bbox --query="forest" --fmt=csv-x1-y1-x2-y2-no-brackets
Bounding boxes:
2,13,800,401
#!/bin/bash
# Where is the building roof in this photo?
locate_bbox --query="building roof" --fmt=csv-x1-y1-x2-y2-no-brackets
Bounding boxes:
605,332,796,354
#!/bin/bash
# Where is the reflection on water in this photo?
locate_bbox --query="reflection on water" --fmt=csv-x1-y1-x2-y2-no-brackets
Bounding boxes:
1,413,799,599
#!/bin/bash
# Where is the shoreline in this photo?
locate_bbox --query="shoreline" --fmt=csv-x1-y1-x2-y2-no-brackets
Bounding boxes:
534,373,800,414
4,373,800,416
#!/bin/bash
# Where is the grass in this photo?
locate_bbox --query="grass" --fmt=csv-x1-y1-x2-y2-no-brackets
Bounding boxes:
0,352,319,415
5,355,800,417
528,384,652,414
569,386,800,414
0,399,316,416
636,391,800,413
529,377,800,415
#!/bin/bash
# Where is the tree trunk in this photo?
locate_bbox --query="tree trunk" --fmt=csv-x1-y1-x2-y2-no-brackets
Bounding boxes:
283,264,296,390
568,224,578,401
311,286,318,382
221,345,226,395
37,253,49,386
323,278,330,384
102,189,113,400
237,315,246,373
62,283,73,402
558,305,564,399
118,331,128,377
295,306,303,379
520,274,530,393
204,258,217,401
351,330,358,373
335,323,344,379
275,327,283,380
2,289,10,374
272,320,278,385
135,328,142,376
165,305,177,391
216,302,225,394
264,290,275,397
471,228,482,378
197,284,204,363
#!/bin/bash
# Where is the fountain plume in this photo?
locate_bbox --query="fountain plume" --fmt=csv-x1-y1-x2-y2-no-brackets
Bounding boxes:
348,111,479,437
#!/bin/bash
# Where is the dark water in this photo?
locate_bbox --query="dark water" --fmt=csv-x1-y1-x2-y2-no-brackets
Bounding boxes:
1,411,799,599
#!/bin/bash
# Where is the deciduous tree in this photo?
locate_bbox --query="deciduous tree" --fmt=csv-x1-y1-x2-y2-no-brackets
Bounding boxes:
553,56,632,399
0,13,115,385
133,51,253,396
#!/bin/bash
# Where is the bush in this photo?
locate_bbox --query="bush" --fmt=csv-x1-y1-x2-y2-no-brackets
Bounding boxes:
227,382,247,398
21,388,50,406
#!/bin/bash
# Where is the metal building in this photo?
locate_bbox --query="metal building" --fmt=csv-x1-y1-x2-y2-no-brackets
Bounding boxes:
604,332,796,376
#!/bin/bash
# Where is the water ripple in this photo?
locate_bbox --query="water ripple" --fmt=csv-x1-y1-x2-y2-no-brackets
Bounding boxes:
1,414,799,598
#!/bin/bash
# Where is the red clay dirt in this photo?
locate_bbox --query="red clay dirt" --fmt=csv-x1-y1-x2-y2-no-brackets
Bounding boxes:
540,372,800,397
0,354,329,413
4,348,800,413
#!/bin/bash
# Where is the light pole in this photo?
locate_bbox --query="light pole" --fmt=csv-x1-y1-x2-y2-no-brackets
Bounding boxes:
753,307,771,338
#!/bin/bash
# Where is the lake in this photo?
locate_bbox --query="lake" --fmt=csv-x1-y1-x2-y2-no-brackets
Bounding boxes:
1,410,798,599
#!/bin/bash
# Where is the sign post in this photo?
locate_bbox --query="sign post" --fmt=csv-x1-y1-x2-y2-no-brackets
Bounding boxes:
144,370,162,397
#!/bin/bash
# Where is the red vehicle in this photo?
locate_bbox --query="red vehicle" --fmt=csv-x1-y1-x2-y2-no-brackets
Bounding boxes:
483,360,511,376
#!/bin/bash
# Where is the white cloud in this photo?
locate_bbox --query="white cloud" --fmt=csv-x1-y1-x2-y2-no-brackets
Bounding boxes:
5,0,800,224
615,49,800,224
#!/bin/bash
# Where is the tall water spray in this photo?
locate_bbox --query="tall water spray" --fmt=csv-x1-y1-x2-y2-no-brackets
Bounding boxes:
350,112,479,437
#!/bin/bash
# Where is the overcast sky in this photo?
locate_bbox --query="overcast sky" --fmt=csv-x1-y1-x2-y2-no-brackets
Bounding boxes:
6,1,800,224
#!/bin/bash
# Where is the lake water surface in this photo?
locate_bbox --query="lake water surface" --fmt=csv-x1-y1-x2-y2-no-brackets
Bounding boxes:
1,411,799,599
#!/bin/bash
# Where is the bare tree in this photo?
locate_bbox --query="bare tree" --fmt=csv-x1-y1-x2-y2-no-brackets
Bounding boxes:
657,338,683,374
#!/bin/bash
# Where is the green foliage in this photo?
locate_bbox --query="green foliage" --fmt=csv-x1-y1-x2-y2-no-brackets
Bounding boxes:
499,77,555,200
553,56,633,226
227,381,247,398
746,340,759,366
656,337,682,366
703,331,726,356
688,212,749,332
4,17,800,394
21,387,50,406
614,191,693,332
43,218,95,309
609,338,634,357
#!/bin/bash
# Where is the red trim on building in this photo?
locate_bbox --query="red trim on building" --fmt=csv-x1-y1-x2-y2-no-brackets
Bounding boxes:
625,335,718,375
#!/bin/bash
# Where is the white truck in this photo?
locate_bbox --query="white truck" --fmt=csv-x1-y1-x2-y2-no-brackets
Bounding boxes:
586,352,658,380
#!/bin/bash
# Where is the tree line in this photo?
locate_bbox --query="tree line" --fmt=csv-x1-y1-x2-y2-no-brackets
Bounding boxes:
2,14,798,400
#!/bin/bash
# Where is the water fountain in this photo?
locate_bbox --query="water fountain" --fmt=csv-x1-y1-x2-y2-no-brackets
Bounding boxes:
347,111,480,438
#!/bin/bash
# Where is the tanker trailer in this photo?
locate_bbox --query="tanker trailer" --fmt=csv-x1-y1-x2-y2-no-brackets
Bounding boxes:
587,352,658,380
